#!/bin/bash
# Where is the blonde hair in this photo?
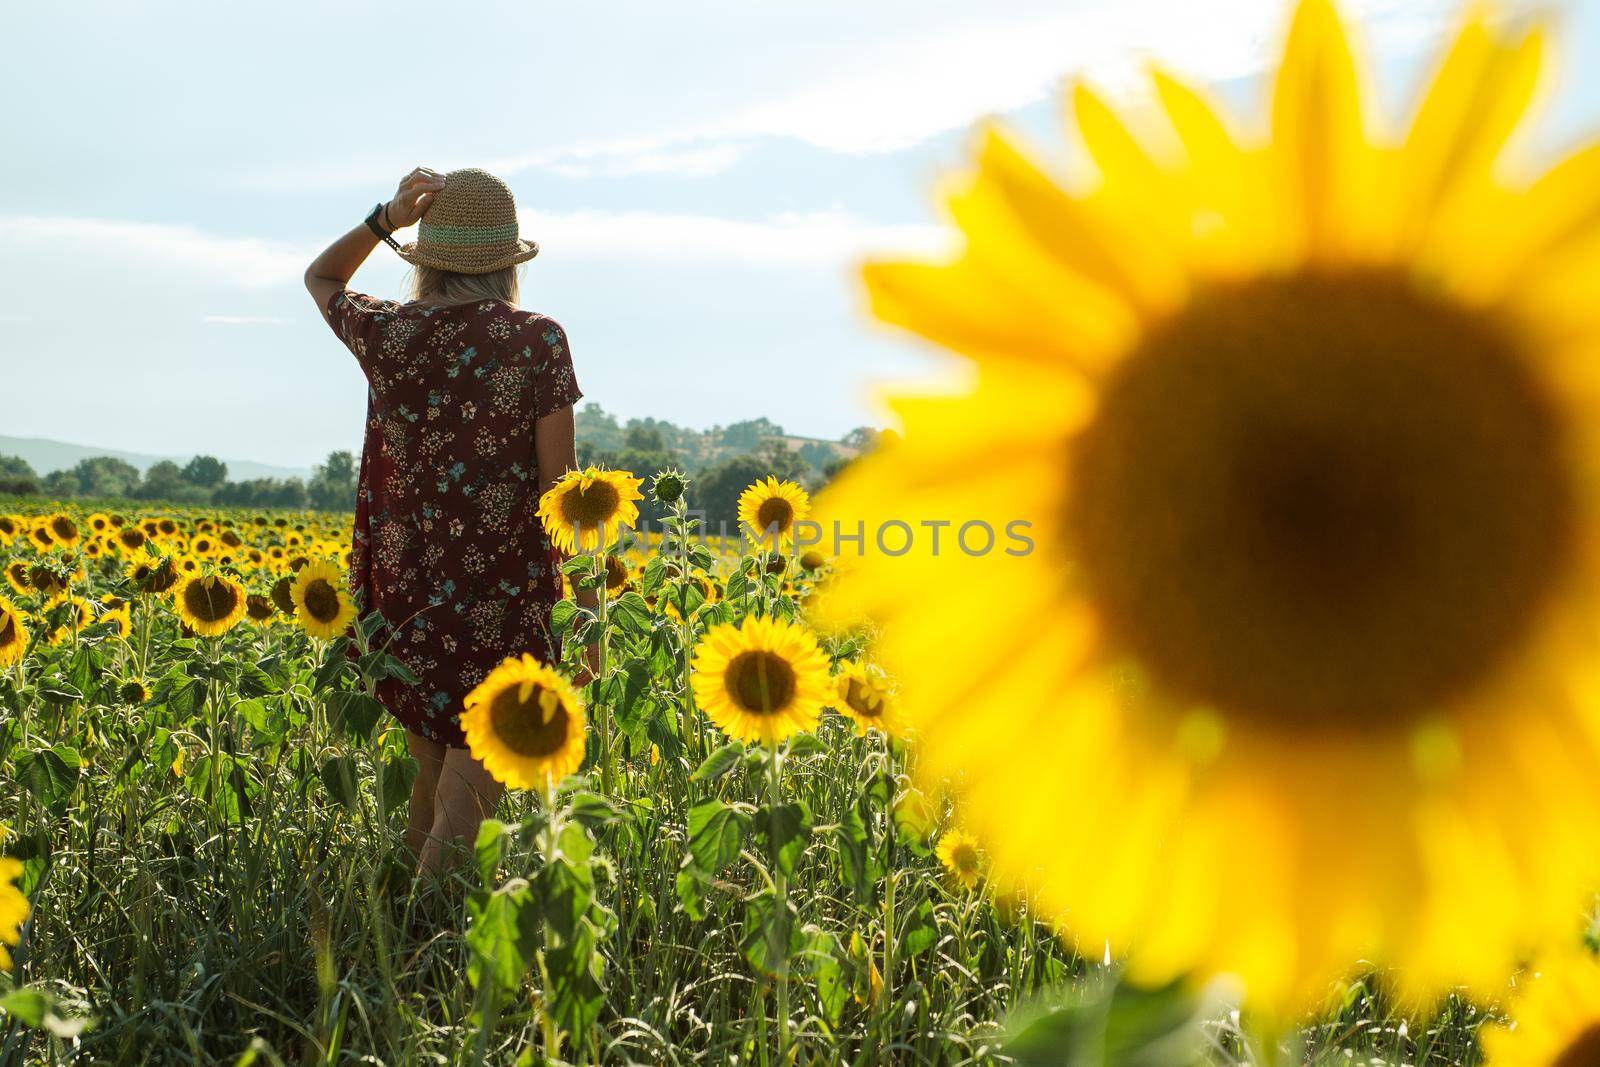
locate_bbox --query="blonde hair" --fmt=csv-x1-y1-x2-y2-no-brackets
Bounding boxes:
408,264,520,307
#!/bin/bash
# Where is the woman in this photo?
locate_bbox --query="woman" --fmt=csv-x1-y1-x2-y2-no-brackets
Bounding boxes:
304,166,588,875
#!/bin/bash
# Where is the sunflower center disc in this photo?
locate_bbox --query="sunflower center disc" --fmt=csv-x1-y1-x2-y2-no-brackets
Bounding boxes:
487,686,570,757
1070,271,1573,731
0,615,14,646
756,497,794,533
726,650,798,714
303,580,341,623
560,480,622,528
185,579,238,623
1554,1025,1600,1067
844,679,881,718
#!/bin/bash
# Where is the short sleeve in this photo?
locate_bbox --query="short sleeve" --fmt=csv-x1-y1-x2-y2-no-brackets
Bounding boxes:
531,317,583,418
322,289,403,381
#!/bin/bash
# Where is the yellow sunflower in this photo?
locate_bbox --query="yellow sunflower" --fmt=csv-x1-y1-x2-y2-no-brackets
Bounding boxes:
96,599,132,640
460,654,588,789
26,563,70,601
245,593,275,622
737,477,811,548
288,560,356,639
691,615,831,746
0,597,28,669
40,595,93,646
0,856,28,973
170,572,247,637
537,468,644,555
4,561,29,596
1482,948,1600,1067
111,525,149,555
86,512,111,536
816,0,1600,1012
25,523,54,552
935,829,984,891
269,574,297,617
0,515,19,545
603,553,632,594
44,513,79,550
832,660,903,738
126,551,180,597
894,785,940,842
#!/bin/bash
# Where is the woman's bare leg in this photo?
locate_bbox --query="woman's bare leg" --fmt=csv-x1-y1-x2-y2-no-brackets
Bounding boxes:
405,731,447,862
417,747,504,876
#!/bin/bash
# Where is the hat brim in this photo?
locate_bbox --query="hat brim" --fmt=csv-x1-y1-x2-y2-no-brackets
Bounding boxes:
396,238,539,274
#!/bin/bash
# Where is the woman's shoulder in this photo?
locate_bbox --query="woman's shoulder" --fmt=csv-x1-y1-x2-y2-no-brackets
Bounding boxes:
498,306,568,350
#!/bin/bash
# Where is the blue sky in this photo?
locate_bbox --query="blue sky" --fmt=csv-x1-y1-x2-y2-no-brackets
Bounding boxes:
4,0,1599,469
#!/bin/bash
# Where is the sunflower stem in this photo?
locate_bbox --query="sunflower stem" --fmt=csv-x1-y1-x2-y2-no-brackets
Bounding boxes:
768,742,791,1063
880,733,896,1026
593,552,614,796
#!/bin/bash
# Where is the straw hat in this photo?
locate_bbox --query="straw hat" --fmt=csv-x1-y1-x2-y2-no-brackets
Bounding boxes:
397,168,539,274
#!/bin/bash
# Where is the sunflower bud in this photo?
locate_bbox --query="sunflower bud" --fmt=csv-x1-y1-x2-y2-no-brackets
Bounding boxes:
652,469,687,505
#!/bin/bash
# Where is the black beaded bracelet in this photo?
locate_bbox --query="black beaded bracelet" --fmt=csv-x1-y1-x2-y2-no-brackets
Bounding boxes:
364,203,402,252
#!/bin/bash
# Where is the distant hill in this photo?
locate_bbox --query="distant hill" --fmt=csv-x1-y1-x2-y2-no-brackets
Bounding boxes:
0,434,314,482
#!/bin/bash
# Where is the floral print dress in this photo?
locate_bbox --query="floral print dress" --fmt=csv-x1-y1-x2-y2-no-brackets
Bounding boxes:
322,291,582,746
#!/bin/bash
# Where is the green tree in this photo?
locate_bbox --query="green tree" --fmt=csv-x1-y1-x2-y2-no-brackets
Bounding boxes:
796,440,835,473
0,455,36,480
216,477,309,509
692,447,810,534
72,456,142,498
308,451,358,511
841,426,878,450
575,402,623,454
720,418,783,451
136,461,210,504
41,469,77,499
181,455,228,488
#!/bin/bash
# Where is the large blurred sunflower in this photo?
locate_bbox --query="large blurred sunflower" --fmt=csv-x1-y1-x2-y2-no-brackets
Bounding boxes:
0,857,28,973
460,655,587,788
170,573,247,637
738,477,811,548
0,597,28,668
1482,948,1600,1066
817,0,1600,1011
288,560,356,639
691,615,830,746
537,468,644,555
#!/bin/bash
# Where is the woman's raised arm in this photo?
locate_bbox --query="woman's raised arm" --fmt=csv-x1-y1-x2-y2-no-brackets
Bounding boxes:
304,166,446,310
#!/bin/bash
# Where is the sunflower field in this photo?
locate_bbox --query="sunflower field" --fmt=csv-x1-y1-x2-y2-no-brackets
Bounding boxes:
0,490,1531,1066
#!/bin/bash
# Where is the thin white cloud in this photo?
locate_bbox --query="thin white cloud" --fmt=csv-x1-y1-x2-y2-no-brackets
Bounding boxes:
488,139,748,180
524,208,951,265
0,209,948,291
201,314,286,325
0,216,310,288
711,0,1464,154
235,0,1468,194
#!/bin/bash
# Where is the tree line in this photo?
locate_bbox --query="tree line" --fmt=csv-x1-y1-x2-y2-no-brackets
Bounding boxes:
0,408,879,526
0,452,358,511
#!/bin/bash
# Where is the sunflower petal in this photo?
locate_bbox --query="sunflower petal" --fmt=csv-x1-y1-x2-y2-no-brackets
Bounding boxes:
1271,0,1374,261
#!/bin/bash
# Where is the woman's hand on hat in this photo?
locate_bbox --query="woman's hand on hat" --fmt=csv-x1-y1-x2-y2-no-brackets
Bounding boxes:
383,167,448,231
